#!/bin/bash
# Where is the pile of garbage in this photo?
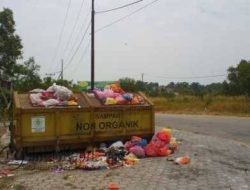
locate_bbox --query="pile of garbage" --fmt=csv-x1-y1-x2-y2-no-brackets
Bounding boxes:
29,84,78,107
43,128,178,171
93,84,145,105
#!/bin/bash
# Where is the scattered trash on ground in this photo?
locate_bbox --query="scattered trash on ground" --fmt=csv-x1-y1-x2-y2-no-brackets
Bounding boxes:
0,128,185,173
8,160,28,165
174,156,191,165
108,182,119,190
44,128,179,171
0,169,14,178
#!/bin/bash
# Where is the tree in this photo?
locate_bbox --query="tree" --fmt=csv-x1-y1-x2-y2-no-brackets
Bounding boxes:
0,8,43,118
226,60,250,95
0,8,23,117
0,8,23,78
119,78,136,92
14,57,42,92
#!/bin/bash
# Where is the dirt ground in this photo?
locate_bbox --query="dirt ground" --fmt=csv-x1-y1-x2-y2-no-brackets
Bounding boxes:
0,125,250,190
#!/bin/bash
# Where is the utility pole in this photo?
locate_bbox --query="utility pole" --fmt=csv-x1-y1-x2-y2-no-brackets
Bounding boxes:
61,59,64,80
141,73,144,82
91,0,95,90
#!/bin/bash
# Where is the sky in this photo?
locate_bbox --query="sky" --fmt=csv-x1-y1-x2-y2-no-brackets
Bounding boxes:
1,0,250,85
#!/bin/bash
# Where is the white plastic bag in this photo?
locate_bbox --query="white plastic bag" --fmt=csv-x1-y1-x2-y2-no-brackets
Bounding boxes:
30,93,42,105
42,99,60,107
47,83,73,100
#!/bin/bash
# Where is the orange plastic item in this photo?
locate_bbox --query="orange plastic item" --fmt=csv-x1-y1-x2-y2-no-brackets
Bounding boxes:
175,156,190,165
110,84,125,94
108,183,119,190
131,97,139,105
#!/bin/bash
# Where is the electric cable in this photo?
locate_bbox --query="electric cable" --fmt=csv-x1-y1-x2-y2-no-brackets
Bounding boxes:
64,21,91,70
61,0,86,57
49,0,72,69
95,0,160,33
96,0,143,14
63,10,91,63
144,73,226,79
66,40,91,78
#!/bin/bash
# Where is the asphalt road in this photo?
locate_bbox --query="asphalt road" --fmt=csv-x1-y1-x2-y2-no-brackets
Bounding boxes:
156,113,250,145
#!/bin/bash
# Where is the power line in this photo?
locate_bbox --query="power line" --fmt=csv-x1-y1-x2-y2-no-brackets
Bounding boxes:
144,73,226,80
49,0,72,69
95,0,160,33
66,40,91,78
96,0,143,14
61,0,86,58
64,21,91,70
63,10,91,63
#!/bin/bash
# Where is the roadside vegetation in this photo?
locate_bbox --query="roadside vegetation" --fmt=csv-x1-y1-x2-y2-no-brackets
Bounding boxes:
150,95,250,116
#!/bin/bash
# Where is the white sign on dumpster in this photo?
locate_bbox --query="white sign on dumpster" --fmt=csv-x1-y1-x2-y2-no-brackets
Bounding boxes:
31,116,45,133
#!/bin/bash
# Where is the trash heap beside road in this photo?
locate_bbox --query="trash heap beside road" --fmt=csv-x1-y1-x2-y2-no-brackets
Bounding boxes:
30,128,179,171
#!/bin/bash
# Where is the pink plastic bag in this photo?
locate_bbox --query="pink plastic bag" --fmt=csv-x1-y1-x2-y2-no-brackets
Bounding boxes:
129,146,145,158
124,141,134,151
115,96,127,105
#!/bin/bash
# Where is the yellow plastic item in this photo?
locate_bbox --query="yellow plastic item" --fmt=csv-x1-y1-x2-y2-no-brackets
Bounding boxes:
104,98,117,105
68,100,78,106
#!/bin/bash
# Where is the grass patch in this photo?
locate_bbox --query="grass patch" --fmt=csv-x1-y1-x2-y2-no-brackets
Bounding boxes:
150,95,250,116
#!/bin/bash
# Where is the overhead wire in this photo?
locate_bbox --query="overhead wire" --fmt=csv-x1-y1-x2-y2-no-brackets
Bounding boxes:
61,0,86,58
63,9,91,63
95,0,160,33
96,0,143,14
144,73,226,79
66,40,91,78
64,21,91,70
49,0,72,70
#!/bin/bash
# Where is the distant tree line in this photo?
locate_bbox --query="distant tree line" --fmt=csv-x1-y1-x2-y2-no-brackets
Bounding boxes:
119,59,250,97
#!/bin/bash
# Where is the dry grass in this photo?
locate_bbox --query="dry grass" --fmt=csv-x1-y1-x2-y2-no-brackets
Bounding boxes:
150,95,250,116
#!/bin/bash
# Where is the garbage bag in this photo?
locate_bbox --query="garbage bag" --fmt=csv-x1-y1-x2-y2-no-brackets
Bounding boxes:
175,156,190,165
47,83,73,101
115,96,127,105
105,98,117,105
103,89,120,98
145,142,169,157
156,129,171,144
42,99,60,107
124,141,134,151
110,84,125,94
29,89,45,93
145,142,158,157
109,141,124,148
156,146,169,156
30,93,43,105
129,145,145,158
137,139,148,147
131,96,140,105
123,93,133,101
151,137,167,148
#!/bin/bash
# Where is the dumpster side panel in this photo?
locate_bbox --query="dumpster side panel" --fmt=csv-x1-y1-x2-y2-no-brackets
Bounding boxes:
94,111,125,137
93,108,154,141
124,109,152,134
20,113,56,142
59,111,92,138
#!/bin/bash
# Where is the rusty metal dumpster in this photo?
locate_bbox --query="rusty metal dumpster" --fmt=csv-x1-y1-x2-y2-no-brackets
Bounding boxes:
12,91,154,157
